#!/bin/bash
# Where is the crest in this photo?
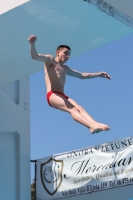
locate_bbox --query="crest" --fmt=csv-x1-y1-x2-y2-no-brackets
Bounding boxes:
40,157,63,196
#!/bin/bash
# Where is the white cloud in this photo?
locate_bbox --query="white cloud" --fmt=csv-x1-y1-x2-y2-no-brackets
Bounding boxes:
91,38,106,44
24,1,78,29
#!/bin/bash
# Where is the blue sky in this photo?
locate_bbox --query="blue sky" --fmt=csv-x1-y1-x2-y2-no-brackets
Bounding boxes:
30,34,133,182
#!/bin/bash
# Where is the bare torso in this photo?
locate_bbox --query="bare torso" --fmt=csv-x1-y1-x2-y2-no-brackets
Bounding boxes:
44,58,68,93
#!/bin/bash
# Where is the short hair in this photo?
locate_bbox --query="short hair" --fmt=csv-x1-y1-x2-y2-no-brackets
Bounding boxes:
56,45,71,51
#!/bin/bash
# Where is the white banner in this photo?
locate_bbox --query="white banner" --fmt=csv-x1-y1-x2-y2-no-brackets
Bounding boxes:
36,137,133,200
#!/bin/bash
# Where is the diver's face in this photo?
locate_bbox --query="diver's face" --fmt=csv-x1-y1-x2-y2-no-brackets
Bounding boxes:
57,48,71,63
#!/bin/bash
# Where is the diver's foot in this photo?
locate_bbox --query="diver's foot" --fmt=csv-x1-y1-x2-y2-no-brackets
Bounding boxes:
90,123,110,134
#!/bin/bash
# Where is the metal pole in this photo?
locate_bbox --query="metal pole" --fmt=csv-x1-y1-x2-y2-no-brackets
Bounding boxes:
31,160,37,200
35,161,37,200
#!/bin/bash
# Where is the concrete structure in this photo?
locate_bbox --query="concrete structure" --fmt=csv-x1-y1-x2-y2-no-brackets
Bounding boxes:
0,78,30,200
0,0,133,199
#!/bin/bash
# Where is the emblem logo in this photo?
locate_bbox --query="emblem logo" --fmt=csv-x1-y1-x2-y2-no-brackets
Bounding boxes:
40,157,63,196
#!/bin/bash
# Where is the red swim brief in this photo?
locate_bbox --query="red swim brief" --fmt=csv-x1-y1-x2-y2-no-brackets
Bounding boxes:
47,91,69,107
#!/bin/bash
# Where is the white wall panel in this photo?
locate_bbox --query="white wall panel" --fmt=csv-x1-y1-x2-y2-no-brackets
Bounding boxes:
0,77,30,200
0,132,20,200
